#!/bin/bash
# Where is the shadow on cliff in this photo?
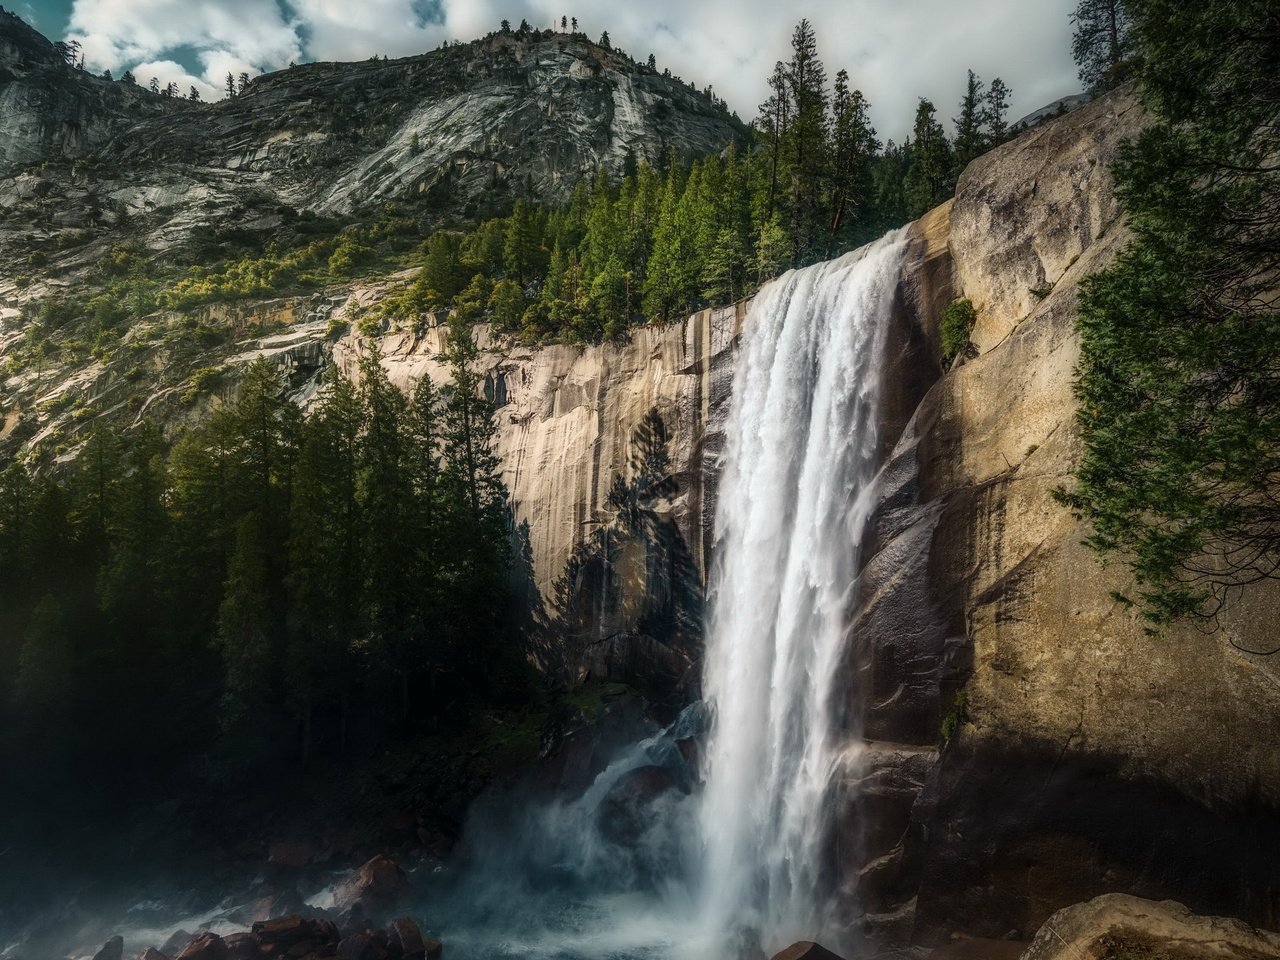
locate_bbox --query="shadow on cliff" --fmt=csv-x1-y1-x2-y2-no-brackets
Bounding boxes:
521,409,703,716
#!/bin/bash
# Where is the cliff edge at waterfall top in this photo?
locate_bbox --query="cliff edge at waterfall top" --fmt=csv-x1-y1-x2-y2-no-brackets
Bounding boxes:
3,3,1279,960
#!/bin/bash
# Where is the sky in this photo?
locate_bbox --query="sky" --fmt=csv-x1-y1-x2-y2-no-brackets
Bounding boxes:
16,0,1080,141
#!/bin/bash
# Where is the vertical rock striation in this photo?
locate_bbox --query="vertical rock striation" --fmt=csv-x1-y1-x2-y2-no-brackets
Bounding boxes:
334,303,742,703
844,86,1280,947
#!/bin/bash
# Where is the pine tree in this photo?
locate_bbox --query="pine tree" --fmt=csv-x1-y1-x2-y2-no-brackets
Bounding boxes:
756,214,790,285
225,72,236,98
1071,0,1132,92
286,373,363,757
218,512,275,725
643,164,684,322
357,346,416,717
784,19,829,263
503,199,543,285
985,78,1012,144
420,233,469,305
757,61,792,219
440,316,512,692
488,279,525,332
952,70,987,172
903,98,953,219
827,71,880,253
99,424,169,647
1060,0,1280,626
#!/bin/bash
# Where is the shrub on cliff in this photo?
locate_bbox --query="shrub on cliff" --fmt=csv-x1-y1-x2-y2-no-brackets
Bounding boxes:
940,298,977,364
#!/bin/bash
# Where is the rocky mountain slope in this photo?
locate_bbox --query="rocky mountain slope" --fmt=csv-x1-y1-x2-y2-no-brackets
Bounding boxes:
0,7,176,168
0,11,742,257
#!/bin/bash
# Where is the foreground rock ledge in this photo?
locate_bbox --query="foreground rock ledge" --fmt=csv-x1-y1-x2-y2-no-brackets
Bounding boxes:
770,943,848,960
1022,894,1280,960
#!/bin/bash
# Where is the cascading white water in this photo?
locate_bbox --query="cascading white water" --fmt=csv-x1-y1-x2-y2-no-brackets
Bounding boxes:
694,228,910,954
28,232,915,960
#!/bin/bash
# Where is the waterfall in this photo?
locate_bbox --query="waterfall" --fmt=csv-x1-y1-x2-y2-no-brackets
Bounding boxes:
694,228,910,954
306,229,913,960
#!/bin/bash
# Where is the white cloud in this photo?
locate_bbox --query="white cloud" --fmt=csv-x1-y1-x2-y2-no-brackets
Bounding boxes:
67,0,302,95
131,58,221,102
61,0,1081,136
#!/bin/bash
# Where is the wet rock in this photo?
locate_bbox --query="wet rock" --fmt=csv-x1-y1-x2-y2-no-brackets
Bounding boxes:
336,902,370,938
175,933,226,960
227,887,306,924
1022,894,1280,960
597,764,680,844
159,931,195,957
219,933,261,960
388,918,424,956
332,856,410,916
251,915,340,954
769,944,848,960
92,937,124,960
136,949,170,960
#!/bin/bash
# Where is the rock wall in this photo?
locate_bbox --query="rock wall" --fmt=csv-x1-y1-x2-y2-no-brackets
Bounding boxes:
844,87,1280,949
0,8,170,168
333,304,742,704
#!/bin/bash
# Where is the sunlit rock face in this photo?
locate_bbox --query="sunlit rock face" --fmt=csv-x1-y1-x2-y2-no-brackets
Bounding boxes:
333,305,743,705
0,13,742,240
843,86,1280,946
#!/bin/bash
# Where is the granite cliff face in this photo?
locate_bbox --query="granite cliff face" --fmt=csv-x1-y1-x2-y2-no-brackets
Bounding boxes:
0,7,174,168
842,87,1280,946
331,304,742,702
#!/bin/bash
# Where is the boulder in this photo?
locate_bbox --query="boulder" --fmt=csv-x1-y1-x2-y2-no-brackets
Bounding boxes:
1021,894,1280,960
333,856,410,915
389,918,424,956
251,914,340,953
159,930,195,957
136,950,170,960
219,933,261,960
336,902,370,938
175,933,226,960
226,888,305,925
770,945,848,960
597,764,681,844
422,939,442,960
92,936,124,960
